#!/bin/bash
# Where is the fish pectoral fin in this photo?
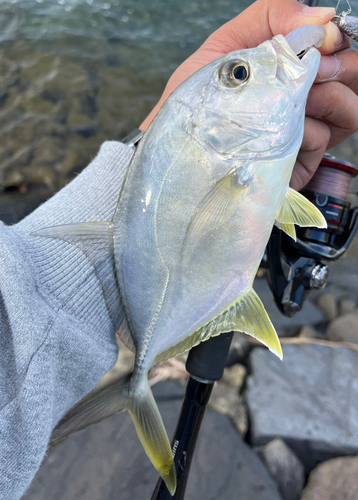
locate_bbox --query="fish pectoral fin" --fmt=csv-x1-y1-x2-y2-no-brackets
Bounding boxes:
155,287,282,364
276,187,327,228
182,167,251,268
51,375,176,495
274,220,297,241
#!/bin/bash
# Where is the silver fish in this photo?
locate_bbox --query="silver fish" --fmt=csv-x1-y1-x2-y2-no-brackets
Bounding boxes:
35,25,327,494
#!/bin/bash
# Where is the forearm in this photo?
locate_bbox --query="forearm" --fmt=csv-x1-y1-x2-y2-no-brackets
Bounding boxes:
0,140,133,500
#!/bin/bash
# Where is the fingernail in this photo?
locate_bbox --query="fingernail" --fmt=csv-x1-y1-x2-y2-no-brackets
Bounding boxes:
303,6,336,18
318,54,340,81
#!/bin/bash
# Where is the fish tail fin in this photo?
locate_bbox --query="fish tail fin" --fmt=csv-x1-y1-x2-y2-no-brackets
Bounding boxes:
50,374,176,495
129,378,176,495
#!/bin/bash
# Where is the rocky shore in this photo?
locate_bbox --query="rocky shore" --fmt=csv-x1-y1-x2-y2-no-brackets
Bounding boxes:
22,256,358,500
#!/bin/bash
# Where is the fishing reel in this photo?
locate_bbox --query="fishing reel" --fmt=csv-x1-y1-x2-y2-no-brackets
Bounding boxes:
266,153,358,317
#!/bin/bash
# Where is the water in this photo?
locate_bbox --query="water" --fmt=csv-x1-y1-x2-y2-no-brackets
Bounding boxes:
0,0,357,220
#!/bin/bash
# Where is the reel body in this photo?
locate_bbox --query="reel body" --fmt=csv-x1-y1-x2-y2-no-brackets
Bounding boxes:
266,154,358,317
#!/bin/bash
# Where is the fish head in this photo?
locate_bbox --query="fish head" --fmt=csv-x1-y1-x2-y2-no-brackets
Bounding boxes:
178,25,324,157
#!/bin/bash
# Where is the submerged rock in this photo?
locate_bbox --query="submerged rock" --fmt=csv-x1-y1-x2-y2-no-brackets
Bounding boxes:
246,345,358,471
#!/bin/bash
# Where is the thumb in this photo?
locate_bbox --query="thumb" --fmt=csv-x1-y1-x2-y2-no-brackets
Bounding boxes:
203,0,335,53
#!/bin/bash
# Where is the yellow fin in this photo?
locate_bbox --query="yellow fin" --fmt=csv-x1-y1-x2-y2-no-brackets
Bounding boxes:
155,287,282,364
276,188,327,228
274,220,296,241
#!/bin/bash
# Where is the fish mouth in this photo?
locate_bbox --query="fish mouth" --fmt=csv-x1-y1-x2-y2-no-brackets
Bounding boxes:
285,25,325,60
273,25,323,93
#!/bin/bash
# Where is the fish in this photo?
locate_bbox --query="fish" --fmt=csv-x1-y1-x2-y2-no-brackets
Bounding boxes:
34,24,327,494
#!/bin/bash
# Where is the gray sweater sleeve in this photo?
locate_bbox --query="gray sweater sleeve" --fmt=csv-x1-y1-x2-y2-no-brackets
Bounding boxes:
0,141,134,500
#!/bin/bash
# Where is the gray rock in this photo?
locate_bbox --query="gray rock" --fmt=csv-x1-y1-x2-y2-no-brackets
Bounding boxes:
254,278,324,334
221,363,247,390
338,299,356,316
209,382,248,436
246,345,358,471
23,381,282,500
316,293,337,321
298,326,322,339
300,457,358,500
326,312,358,344
260,439,305,500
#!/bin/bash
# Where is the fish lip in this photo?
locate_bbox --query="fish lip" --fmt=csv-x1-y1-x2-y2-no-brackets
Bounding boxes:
284,25,325,60
273,28,322,89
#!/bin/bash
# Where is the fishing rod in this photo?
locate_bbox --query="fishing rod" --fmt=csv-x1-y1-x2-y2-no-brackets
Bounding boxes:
150,0,358,498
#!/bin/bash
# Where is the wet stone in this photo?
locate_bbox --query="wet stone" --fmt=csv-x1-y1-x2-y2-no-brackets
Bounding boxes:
246,345,358,471
23,381,282,500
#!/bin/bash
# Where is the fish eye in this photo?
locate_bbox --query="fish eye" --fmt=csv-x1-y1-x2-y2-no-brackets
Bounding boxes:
219,60,250,88
232,64,249,82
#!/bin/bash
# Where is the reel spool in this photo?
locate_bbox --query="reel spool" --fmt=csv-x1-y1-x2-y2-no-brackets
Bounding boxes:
266,154,358,317
300,154,358,244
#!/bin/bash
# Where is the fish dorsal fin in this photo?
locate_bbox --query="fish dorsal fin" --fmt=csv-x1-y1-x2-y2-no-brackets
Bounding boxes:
33,222,125,331
155,287,282,364
276,187,327,228
274,220,296,241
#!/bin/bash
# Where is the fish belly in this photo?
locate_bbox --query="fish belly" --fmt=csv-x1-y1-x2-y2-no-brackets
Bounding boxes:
113,103,295,365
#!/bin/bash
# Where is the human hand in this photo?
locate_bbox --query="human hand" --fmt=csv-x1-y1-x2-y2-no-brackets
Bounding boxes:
140,0,357,191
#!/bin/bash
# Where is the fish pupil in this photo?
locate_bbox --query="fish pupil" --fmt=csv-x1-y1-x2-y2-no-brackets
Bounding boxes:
233,64,248,82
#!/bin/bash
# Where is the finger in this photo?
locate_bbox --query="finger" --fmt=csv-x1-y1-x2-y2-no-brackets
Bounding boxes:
203,0,335,53
319,22,351,54
290,117,330,191
316,48,358,95
306,81,358,135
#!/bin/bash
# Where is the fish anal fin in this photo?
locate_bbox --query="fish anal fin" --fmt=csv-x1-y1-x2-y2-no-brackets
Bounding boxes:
276,188,327,228
155,287,282,364
274,220,296,241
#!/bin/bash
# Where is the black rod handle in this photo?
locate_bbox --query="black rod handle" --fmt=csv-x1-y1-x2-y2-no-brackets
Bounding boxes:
186,332,234,381
151,332,234,499
151,377,213,500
